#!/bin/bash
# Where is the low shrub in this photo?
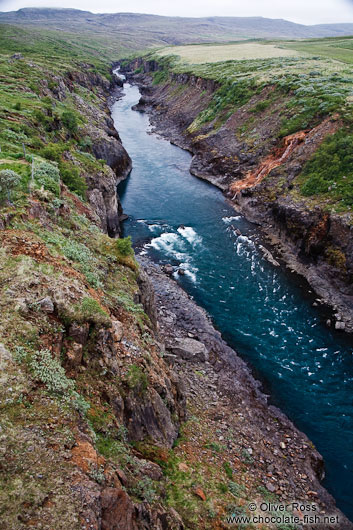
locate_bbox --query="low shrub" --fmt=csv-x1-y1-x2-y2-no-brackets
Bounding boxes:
62,110,78,134
78,297,111,327
325,246,347,270
4,129,28,143
30,348,90,414
0,169,21,202
130,476,157,503
115,236,133,257
59,161,87,199
34,160,60,197
33,109,52,129
152,70,169,85
250,100,270,113
228,481,245,497
78,135,92,151
30,348,74,394
223,461,233,479
40,143,65,162
125,364,148,395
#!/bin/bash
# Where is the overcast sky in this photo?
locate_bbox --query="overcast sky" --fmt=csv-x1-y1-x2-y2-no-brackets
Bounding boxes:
0,0,353,25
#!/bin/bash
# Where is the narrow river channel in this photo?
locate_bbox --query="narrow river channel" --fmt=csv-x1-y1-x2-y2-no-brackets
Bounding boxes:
111,80,353,520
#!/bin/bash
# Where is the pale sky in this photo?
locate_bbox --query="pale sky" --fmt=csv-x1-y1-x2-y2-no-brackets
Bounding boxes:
0,0,353,25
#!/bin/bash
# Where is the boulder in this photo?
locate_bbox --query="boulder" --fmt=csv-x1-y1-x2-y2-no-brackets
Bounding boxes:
38,296,54,313
111,320,123,343
335,321,346,330
101,488,138,530
139,460,163,481
163,264,174,276
169,338,208,362
266,482,276,493
66,342,83,366
124,388,178,447
68,322,90,345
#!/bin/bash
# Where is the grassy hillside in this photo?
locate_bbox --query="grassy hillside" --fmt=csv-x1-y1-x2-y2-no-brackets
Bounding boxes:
145,39,353,212
157,36,353,65
0,21,185,530
282,36,353,64
0,23,111,197
1,7,353,54
0,22,127,63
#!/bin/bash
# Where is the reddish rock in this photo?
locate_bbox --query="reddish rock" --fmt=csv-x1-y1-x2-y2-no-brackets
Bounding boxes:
101,488,139,530
66,342,83,366
194,487,206,501
71,439,105,473
111,319,124,343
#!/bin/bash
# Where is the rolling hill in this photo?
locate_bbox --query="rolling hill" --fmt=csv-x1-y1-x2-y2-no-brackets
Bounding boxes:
0,8,353,56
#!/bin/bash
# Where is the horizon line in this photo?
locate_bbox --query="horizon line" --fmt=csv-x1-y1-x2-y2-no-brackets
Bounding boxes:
1,6,353,26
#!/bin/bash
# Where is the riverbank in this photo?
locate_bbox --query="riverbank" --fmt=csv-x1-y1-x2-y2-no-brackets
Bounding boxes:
139,255,353,528
111,73,353,524
122,63,353,334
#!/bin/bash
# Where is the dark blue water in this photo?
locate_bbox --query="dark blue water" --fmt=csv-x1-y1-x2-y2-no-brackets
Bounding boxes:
112,82,353,520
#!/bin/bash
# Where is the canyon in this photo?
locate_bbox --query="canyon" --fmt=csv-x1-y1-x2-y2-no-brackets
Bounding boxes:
0,23,353,528
122,58,353,334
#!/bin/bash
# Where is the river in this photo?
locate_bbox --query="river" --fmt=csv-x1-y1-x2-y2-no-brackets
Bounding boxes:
111,81,353,520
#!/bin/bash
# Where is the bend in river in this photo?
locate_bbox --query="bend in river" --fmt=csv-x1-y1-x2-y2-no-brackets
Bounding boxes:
111,81,353,521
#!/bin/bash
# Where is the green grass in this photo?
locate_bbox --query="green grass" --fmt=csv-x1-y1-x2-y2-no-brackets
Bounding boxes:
299,129,353,209
157,42,302,64
282,37,353,64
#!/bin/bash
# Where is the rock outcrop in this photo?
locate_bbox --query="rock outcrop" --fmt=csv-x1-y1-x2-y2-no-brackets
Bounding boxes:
168,337,209,362
41,68,131,237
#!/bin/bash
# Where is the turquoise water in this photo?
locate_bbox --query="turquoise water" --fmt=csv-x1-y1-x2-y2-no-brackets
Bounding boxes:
112,82,353,520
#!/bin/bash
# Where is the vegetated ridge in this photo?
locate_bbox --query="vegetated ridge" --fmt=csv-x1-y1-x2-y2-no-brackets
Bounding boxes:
1,7,353,54
1,21,353,530
122,41,353,332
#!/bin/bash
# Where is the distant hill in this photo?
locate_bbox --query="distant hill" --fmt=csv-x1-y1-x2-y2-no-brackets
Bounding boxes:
0,8,353,53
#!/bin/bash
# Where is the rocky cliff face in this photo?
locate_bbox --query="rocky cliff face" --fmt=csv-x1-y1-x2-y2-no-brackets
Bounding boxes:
123,61,353,331
0,53,196,529
40,66,132,237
